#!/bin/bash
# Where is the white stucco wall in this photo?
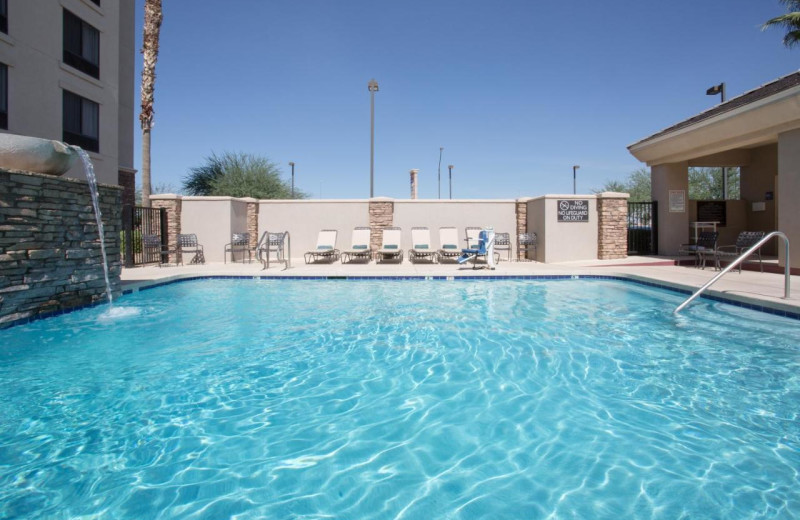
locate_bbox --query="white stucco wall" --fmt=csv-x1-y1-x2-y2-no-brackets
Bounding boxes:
392,200,517,255
181,198,238,263
527,195,598,263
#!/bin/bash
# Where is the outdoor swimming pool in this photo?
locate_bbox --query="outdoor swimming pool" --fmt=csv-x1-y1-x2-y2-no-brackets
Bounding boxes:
1,278,798,519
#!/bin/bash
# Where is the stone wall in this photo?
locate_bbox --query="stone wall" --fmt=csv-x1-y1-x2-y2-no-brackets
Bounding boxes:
151,197,182,264
118,169,136,208
0,168,122,327
369,198,394,251
596,192,629,260
246,200,259,254
515,200,528,260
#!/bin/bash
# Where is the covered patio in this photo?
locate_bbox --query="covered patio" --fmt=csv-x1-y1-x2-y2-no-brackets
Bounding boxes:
628,71,800,270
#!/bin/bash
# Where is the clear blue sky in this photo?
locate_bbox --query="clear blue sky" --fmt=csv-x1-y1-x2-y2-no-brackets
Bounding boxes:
133,0,798,199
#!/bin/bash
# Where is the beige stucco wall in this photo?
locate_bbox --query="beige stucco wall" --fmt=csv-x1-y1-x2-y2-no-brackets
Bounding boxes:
258,200,370,257
651,162,689,255
777,128,800,268
0,0,132,185
740,144,777,254
526,195,598,263
180,197,241,263
393,200,517,255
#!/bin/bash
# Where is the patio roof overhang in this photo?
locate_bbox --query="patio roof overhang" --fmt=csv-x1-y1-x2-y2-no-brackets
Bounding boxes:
628,73,800,167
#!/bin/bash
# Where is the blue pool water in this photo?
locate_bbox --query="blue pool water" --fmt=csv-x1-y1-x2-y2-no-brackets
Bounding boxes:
1,279,799,519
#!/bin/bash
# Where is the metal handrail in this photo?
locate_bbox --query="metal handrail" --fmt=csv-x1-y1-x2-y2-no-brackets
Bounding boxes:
675,231,791,313
257,230,291,271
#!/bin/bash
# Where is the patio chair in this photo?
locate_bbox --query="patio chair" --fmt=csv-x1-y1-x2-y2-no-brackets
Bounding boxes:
518,232,538,261
677,231,718,269
142,234,174,267
178,233,205,265
375,227,403,263
494,232,512,261
408,227,437,263
304,229,339,264
256,231,287,268
707,231,766,273
341,227,372,264
224,233,251,264
437,227,462,263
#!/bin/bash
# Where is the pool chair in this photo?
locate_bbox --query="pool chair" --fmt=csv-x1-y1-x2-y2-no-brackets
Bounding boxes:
705,231,765,273
677,231,718,269
375,227,403,263
437,227,462,263
304,229,340,264
178,233,205,265
142,233,175,267
341,227,373,263
224,233,251,264
409,227,437,263
256,231,288,269
494,232,511,262
458,228,496,270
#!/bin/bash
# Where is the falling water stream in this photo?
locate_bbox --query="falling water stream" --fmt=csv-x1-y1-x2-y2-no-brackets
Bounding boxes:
75,149,113,305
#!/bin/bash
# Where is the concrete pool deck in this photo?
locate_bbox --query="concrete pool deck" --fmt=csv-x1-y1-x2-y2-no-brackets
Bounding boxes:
120,256,800,317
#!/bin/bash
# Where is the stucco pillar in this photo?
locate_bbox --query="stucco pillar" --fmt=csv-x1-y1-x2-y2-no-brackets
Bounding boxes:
369,197,394,251
777,128,800,269
515,199,528,260
245,199,259,254
651,162,689,256
596,192,630,259
409,169,419,199
151,195,182,264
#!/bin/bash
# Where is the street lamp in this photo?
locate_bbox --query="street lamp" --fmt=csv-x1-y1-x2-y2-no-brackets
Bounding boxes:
448,164,454,199
288,161,295,198
437,147,444,198
706,82,728,199
573,165,580,194
368,78,379,198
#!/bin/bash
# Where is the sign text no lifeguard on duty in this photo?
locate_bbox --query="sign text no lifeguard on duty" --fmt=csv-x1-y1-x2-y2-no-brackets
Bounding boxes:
557,200,590,222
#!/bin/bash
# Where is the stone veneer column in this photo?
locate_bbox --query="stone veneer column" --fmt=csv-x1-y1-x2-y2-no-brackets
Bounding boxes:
246,199,259,254
409,169,419,199
596,192,629,260
369,198,394,251
151,195,182,264
117,169,136,208
515,199,528,260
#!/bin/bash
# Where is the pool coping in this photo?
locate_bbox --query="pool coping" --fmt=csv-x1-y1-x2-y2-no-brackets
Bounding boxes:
4,271,796,330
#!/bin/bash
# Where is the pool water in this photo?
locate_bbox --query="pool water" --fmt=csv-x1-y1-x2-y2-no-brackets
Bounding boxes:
1,279,799,519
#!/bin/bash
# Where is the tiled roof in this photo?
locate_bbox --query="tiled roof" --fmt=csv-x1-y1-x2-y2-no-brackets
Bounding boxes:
630,70,800,148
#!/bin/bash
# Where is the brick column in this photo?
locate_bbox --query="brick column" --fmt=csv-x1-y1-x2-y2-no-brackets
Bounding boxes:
369,198,394,251
515,199,528,260
246,199,259,254
596,192,629,260
151,195,182,264
409,169,419,199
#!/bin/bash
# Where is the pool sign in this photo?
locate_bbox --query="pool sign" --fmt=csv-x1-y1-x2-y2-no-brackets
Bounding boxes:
557,200,590,222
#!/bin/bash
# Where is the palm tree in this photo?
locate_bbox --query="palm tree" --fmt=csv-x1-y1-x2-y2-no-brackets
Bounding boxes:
763,0,800,48
140,0,163,207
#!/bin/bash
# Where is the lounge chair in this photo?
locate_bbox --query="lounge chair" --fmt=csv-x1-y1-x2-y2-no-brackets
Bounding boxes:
705,231,765,273
224,232,251,264
437,227,462,262
408,227,437,263
341,227,372,263
178,233,205,265
375,227,403,263
678,231,718,268
304,229,339,264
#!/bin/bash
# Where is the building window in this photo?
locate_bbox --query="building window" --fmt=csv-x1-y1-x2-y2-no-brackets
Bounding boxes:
63,9,99,79
0,63,7,130
63,90,99,153
0,0,7,34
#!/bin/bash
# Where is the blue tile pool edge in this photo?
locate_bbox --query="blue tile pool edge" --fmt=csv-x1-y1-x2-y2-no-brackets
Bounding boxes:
2,274,797,330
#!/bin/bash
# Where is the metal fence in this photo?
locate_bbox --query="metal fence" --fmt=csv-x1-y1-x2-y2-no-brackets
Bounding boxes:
627,201,658,255
122,205,167,267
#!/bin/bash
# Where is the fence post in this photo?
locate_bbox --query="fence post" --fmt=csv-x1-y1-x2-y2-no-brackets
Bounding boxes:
123,205,134,268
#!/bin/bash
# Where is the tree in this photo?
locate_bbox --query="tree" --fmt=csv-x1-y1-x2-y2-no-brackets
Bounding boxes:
763,0,800,48
139,0,163,207
183,152,306,199
594,167,652,201
594,167,740,201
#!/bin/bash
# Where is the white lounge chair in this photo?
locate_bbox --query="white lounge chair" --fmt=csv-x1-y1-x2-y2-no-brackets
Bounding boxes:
304,229,339,264
376,227,403,263
409,227,437,263
437,227,461,262
341,227,372,263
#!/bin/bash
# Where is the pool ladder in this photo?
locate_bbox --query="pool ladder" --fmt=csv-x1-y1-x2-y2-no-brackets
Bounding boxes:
675,231,791,313
256,231,291,271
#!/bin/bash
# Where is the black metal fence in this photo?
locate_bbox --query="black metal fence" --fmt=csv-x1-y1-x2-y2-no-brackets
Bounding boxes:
628,201,658,255
122,205,167,267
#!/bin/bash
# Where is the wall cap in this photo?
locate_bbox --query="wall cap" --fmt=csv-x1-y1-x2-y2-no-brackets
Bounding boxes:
596,192,631,199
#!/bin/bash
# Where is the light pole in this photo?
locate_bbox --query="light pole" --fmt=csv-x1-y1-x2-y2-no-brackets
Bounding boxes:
368,79,379,198
573,165,580,194
448,164,454,199
437,147,443,198
288,161,295,198
706,82,728,199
